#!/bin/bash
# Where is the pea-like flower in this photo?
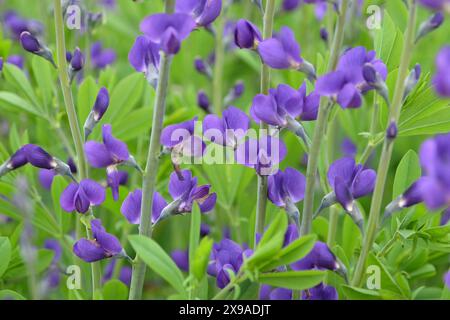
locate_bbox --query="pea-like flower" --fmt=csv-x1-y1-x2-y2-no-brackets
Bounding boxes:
91,41,116,69
103,259,132,286
234,19,261,50
235,135,287,176
433,46,450,97
292,241,338,271
128,36,160,87
0,144,74,180
259,285,293,300
250,83,318,146
318,157,376,231
268,167,306,225
203,106,250,149
73,219,123,263
316,47,387,109
60,179,105,214
19,31,56,67
85,124,134,168
418,0,450,12
207,239,252,289
257,26,316,79
140,13,196,55
38,157,77,190
175,0,222,27
120,190,167,225
84,88,110,139
301,283,338,300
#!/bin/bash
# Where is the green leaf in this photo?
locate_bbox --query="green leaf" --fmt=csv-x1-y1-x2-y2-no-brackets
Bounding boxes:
3,64,41,111
31,55,55,112
258,270,325,290
0,290,26,300
392,150,421,199
245,212,288,270
192,237,213,282
261,234,316,271
0,91,45,119
102,279,129,300
342,285,381,300
128,235,187,297
0,237,12,278
51,176,69,232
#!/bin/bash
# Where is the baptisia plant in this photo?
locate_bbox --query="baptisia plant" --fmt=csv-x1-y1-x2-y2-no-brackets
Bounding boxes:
19,31,56,67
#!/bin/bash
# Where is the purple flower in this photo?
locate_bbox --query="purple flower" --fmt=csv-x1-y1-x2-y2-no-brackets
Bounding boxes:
417,12,444,43
235,135,287,176
1,144,74,179
172,249,190,272
84,88,110,139
106,169,128,201
176,0,222,27
418,0,450,11
197,90,211,113
128,36,160,87
257,27,315,78
441,208,450,225
268,167,306,214
60,179,105,214
282,0,301,11
166,170,217,215
418,133,450,210
161,118,205,158
140,13,196,55
341,138,357,158
224,81,245,105
120,190,167,225
316,47,387,109
38,158,77,190
251,83,319,128
194,57,212,78
208,239,252,289
302,283,338,300
433,46,450,97
327,157,376,227
6,55,24,69
292,241,338,271
445,270,450,289
260,285,293,300
103,259,132,286
91,41,116,69
3,11,43,40
73,219,123,263
203,106,250,148
85,124,130,168
70,47,84,71
44,239,62,288
20,31,41,53
234,19,262,49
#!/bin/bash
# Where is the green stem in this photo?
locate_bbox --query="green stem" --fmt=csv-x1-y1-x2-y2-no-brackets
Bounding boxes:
212,10,225,114
300,0,350,236
351,0,417,287
327,206,339,246
128,8,174,298
254,0,276,244
54,0,101,298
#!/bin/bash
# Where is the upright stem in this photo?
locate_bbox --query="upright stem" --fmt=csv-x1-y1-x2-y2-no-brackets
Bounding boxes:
351,0,417,287
54,0,101,298
128,2,175,299
212,10,225,114
300,0,350,236
53,0,87,181
254,0,276,242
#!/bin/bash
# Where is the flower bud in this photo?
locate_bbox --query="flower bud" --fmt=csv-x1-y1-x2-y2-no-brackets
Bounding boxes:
234,19,262,50
70,47,84,71
20,31,41,53
84,87,110,139
194,57,212,78
362,63,390,106
403,64,421,100
224,81,245,105
197,90,211,113
416,12,444,43
386,121,398,140
320,27,329,43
